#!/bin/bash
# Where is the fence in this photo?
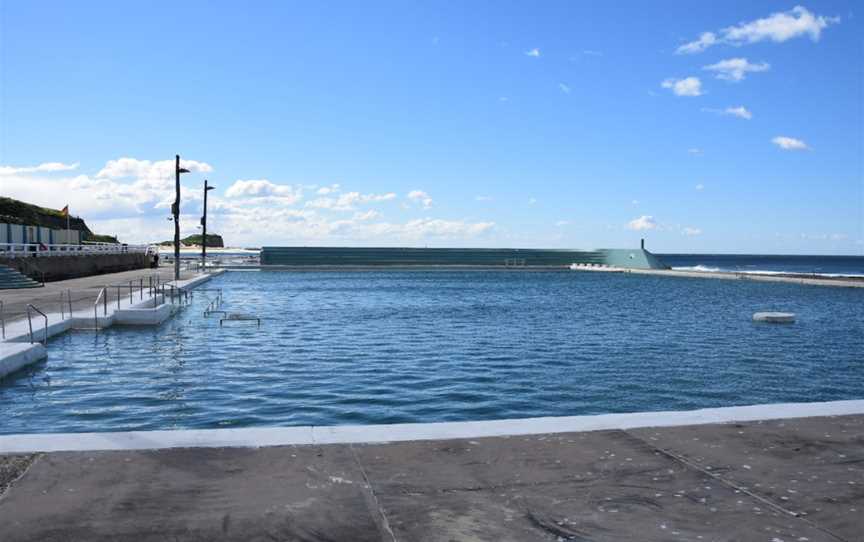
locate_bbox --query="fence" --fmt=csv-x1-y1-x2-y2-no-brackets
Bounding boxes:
0,242,155,258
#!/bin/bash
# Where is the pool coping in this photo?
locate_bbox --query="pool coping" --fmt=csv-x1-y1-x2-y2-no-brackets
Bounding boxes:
1,398,862,453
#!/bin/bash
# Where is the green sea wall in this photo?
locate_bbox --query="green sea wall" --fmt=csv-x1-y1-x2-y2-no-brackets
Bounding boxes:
260,247,668,269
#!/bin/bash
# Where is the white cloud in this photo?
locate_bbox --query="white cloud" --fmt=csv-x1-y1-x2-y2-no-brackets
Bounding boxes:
525,48,541,57
688,148,704,156
627,215,658,231
0,161,79,175
702,105,752,119
723,6,839,45
316,184,340,195
353,210,380,221
307,191,396,211
527,197,537,205
498,96,510,103
676,32,718,54
661,77,703,96
772,136,809,151
676,6,839,54
725,106,752,120
225,179,298,199
682,227,702,236
2,156,499,247
695,183,705,191
475,195,493,202
96,157,212,179
400,218,494,238
555,220,571,227
582,50,603,56
703,58,769,82
0,156,212,219
407,190,433,209
558,83,571,94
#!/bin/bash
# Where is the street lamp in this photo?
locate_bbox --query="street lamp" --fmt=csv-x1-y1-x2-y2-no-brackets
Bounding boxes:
173,155,191,281
201,180,215,270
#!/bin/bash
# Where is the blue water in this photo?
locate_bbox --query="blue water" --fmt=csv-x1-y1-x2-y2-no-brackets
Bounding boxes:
661,254,864,277
1,269,863,434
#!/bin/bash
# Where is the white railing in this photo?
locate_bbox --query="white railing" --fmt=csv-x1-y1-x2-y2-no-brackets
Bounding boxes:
0,242,155,258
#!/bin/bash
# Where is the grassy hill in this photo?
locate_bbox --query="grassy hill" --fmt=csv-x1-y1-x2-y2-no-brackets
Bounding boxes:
0,197,118,243
158,233,224,248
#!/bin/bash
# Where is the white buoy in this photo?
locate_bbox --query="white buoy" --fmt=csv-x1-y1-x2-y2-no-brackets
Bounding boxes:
753,312,796,323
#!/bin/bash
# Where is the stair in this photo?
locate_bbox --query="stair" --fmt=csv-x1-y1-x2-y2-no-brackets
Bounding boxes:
0,265,42,289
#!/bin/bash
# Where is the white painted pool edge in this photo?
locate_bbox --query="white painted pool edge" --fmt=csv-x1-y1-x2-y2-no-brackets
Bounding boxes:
0,271,223,380
2,399,862,453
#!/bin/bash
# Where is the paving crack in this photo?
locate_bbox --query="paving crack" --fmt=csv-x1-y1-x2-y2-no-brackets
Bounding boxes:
349,445,398,542
0,453,41,502
624,429,851,542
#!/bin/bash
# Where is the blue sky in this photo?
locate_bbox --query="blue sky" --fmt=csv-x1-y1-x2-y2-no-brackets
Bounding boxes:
0,1,861,254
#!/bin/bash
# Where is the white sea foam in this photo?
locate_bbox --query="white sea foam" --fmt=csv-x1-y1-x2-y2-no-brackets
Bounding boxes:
672,266,864,279
671,265,722,273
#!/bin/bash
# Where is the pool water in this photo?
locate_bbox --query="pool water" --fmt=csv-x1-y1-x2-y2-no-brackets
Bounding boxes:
2,270,863,434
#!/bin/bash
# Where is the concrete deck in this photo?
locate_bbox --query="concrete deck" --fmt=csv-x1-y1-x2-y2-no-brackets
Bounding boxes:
1,414,861,541
0,266,198,326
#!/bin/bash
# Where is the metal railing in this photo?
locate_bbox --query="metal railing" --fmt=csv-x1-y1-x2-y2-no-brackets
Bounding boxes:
26,304,48,344
59,289,73,320
158,284,188,305
0,242,154,258
93,286,108,331
0,300,5,340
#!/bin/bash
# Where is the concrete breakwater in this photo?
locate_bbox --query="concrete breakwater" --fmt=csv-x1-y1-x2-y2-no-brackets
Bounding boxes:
0,271,221,380
570,264,864,288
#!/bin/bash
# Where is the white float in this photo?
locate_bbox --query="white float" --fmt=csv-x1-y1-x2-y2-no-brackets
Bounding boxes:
753,311,796,323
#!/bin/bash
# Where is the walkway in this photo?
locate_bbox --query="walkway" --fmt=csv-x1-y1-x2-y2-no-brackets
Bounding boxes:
1,413,861,541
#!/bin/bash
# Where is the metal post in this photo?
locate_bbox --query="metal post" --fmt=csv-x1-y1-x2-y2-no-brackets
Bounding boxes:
67,289,72,317
202,179,213,271
173,155,183,282
139,278,144,300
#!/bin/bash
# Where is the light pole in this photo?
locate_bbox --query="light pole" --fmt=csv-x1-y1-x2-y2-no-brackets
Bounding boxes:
201,180,215,270
173,155,190,281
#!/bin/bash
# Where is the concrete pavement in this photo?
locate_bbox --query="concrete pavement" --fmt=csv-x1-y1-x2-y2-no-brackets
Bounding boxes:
0,266,196,327
1,414,861,541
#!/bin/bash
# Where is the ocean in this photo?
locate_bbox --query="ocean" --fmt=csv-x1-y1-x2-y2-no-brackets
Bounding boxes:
661,254,864,278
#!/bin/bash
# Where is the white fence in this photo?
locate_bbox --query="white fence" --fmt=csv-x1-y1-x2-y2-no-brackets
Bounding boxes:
0,242,155,258
0,222,81,245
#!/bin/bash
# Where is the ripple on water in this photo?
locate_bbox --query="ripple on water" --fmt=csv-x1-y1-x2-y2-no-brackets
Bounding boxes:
1,270,862,434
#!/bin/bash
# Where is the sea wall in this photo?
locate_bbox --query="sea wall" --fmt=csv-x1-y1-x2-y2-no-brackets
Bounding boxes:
0,253,154,282
260,246,667,269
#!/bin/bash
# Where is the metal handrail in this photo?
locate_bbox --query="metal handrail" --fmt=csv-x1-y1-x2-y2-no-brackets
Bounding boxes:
59,289,73,319
26,304,48,344
0,300,5,340
93,286,108,331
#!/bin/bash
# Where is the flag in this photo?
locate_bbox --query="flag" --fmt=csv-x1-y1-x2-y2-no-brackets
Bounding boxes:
60,205,69,217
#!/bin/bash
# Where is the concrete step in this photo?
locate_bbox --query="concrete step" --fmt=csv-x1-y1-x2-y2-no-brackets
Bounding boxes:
0,265,42,290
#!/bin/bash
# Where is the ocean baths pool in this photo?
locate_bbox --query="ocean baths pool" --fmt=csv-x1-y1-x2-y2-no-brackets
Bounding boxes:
1,270,863,435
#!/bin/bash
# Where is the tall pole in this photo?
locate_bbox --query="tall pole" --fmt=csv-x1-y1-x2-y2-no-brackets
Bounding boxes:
202,180,209,270
173,155,181,281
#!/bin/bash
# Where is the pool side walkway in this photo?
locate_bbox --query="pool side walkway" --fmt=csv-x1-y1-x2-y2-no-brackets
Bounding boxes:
1,408,862,541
